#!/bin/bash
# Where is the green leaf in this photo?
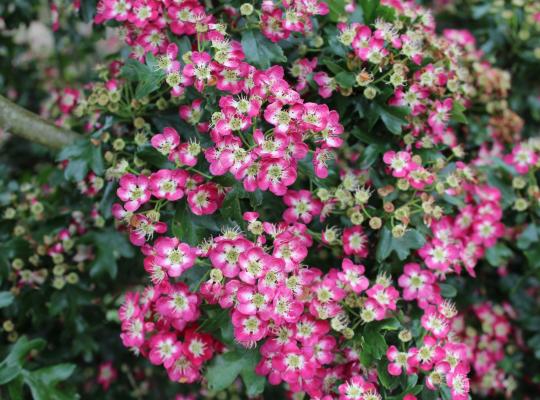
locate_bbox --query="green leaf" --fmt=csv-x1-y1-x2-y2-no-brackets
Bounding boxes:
377,360,396,390
121,55,165,99
486,170,515,209
485,242,514,266
241,30,286,70
63,159,88,182
378,105,410,135
57,139,103,181
327,0,346,22
173,203,207,246
7,375,24,400
359,0,380,24
0,291,14,308
376,226,393,261
392,229,425,260
240,351,265,396
220,185,244,228
376,227,426,261
451,101,468,124
362,324,388,361
335,71,356,88
358,144,384,168
517,224,538,250
205,351,247,392
23,370,79,400
31,364,76,386
85,229,134,279
205,347,264,395
80,0,97,23
439,283,457,298
4,337,46,367
0,364,21,385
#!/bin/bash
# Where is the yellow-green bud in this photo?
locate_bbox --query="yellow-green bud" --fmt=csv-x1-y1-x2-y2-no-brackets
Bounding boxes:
513,198,529,211
3,208,16,219
398,329,412,342
369,217,382,230
113,138,126,151
66,272,79,284
392,224,406,238
3,320,14,332
512,176,527,189
12,258,24,270
363,86,377,100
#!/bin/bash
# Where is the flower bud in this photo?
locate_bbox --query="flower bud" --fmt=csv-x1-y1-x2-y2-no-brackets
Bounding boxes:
342,328,354,339
512,176,526,189
12,258,24,270
210,268,223,283
392,224,406,238
113,138,126,151
350,211,364,225
133,117,145,129
52,254,64,265
240,3,254,16
398,329,412,342
66,272,79,284
363,86,377,100
3,320,14,332
3,207,16,219
397,179,410,191
52,276,66,290
513,198,529,211
369,217,382,230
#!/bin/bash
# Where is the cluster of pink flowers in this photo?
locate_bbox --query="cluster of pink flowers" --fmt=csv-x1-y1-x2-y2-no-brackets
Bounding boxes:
119,285,217,383
114,168,224,245
382,151,434,190
452,302,518,397
118,214,385,397
419,183,505,277
91,0,538,398
259,0,329,42
95,0,344,200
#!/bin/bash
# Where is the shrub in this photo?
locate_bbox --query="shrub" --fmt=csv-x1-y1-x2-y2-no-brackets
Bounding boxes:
0,0,539,399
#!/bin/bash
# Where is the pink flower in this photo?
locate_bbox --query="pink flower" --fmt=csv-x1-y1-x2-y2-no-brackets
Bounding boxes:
272,343,317,385
97,361,117,391
153,237,197,277
386,346,414,376
428,98,453,134
338,259,369,294
209,238,253,278
117,174,151,212
155,283,199,322
383,151,413,178
446,363,470,400
283,190,322,223
186,183,223,215
258,159,297,196
151,127,180,157
183,328,214,366
504,143,538,174
338,375,376,400
342,226,368,257
149,333,182,368
398,263,435,302
149,169,187,201
128,214,167,246
231,310,268,344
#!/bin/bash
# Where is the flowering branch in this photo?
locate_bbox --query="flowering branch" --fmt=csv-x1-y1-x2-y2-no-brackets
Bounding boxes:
0,94,79,149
